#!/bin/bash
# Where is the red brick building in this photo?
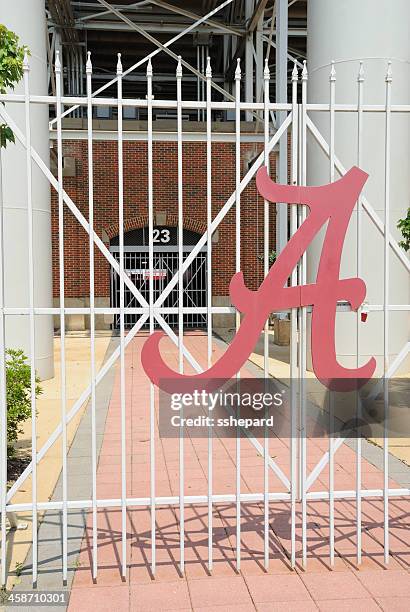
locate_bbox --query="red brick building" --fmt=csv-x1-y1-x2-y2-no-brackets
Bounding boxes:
51,120,277,331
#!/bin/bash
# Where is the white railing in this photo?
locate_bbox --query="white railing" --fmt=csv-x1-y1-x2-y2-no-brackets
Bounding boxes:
0,50,408,585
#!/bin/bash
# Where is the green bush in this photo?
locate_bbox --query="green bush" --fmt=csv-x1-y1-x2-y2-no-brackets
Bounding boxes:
0,24,29,148
5,349,42,458
397,207,410,252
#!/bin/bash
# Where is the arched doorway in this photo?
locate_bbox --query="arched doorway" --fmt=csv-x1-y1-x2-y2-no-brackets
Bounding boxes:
109,226,207,329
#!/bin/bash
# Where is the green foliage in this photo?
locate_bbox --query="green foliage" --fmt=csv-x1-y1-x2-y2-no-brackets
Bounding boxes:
397,208,410,252
5,349,42,458
0,24,29,149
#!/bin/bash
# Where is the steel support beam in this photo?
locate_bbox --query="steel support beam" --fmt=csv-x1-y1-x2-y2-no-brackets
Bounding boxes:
95,0,237,103
249,0,269,33
150,0,243,37
275,0,288,271
245,0,254,120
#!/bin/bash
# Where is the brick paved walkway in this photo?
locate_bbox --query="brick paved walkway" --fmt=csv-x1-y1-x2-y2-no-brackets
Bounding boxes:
67,332,410,611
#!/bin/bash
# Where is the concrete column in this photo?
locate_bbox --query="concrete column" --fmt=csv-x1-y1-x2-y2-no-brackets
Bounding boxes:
275,0,288,261
0,0,54,379
245,0,254,121
306,0,410,375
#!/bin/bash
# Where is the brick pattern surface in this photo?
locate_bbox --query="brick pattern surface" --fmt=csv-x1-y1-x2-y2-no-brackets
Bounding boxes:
68,333,410,611
52,140,277,299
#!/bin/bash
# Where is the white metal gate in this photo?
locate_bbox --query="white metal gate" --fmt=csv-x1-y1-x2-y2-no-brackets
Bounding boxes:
0,47,409,587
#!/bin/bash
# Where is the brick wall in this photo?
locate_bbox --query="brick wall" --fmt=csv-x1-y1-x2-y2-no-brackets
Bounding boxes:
51,138,277,301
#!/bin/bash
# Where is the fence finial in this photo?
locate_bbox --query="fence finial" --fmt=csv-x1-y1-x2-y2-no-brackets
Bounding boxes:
358,61,364,83
291,61,298,82
176,55,182,78
206,56,212,78
117,53,122,75
235,57,241,80
264,57,270,80
147,57,153,78
23,51,30,72
330,60,336,82
86,51,92,74
386,60,392,83
302,60,308,80
55,49,61,72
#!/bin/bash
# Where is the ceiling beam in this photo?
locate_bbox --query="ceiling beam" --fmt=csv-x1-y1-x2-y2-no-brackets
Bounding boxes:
149,0,243,37
248,0,270,32
95,0,238,103
48,0,79,44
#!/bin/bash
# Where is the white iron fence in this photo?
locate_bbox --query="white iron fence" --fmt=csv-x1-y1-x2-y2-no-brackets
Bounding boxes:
0,50,409,585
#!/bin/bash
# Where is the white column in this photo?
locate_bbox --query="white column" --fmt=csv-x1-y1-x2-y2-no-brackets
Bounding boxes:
307,0,410,374
245,0,254,120
0,0,54,379
275,0,288,260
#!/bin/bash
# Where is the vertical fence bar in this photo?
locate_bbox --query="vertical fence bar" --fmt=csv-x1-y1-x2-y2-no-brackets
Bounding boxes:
86,52,98,579
263,58,270,570
290,61,298,569
147,58,156,575
383,61,392,565
300,60,308,567
55,51,69,583
176,56,185,574
234,58,241,571
23,53,39,586
117,53,127,579
205,56,213,572
356,60,364,566
328,61,336,568
0,134,6,590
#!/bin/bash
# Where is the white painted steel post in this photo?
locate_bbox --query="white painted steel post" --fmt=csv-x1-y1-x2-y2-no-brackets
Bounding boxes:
146,57,156,575
300,60,308,568
290,61,298,569
86,52,98,580
356,60,364,566
328,61,336,567
275,0,289,262
205,56,213,572
55,49,69,584
22,52,39,586
176,56,185,574
263,58,270,570
245,0,254,121
234,57,241,571
383,61,392,565
117,53,127,579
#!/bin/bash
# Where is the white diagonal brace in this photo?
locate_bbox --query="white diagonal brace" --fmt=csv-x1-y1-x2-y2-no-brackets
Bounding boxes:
150,0,242,37
7,314,148,503
306,115,410,273
305,341,410,492
51,0,234,125
0,104,148,309
96,0,238,103
50,0,236,127
1,101,214,375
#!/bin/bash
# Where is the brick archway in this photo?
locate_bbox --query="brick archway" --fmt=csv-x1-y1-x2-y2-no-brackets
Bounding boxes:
104,215,207,241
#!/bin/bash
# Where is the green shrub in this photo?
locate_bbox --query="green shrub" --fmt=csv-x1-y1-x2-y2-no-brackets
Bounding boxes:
0,24,29,148
5,349,42,458
397,208,410,252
